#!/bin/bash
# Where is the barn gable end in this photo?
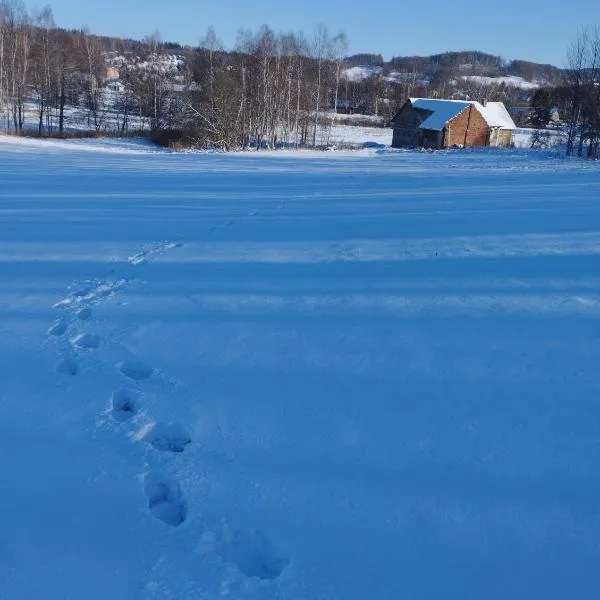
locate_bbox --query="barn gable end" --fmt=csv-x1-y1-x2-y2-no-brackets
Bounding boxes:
445,104,489,148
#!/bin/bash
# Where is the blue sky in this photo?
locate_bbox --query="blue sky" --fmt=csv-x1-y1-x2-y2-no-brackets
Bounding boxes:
42,0,599,66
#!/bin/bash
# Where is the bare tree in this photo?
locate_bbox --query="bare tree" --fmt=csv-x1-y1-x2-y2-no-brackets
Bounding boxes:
80,27,109,130
200,26,221,109
565,27,600,159
56,29,84,132
311,24,330,146
331,32,348,115
326,31,348,144
0,0,31,130
30,5,56,133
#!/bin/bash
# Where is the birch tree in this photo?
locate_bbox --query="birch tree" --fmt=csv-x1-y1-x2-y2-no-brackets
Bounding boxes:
311,24,330,146
0,0,30,130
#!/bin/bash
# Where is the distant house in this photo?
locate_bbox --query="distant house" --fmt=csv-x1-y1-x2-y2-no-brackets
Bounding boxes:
390,98,516,149
335,99,357,114
508,105,530,120
510,105,560,127
105,66,120,82
166,82,201,93
107,81,125,93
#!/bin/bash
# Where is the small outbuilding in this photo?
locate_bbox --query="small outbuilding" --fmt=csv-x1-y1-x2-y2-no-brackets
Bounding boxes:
390,98,516,149
107,81,126,93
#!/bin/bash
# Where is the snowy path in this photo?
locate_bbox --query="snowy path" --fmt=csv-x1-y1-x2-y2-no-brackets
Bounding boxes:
1,137,600,599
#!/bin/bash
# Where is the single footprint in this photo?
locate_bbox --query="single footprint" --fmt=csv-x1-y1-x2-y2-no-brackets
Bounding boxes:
71,333,100,349
52,297,74,310
111,389,137,421
47,321,67,337
117,360,153,381
165,241,183,250
143,471,187,527
72,285,93,298
56,357,78,376
128,252,147,266
139,422,191,452
128,241,180,266
214,524,289,580
94,280,124,299
76,307,92,321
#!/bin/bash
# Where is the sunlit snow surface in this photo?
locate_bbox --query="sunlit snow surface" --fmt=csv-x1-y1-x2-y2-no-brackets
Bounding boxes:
1,136,600,599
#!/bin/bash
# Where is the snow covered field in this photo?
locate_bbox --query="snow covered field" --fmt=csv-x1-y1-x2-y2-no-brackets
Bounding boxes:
1,137,600,600
512,127,565,149
326,123,391,147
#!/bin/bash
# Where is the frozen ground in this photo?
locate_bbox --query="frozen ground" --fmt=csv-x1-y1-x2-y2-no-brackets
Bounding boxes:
1,136,600,599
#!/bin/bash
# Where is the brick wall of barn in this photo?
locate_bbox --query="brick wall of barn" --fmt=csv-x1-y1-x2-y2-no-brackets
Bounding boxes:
444,107,489,148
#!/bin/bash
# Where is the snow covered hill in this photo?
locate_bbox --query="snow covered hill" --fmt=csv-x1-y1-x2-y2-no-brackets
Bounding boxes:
341,65,383,82
1,137,599,600
459,75,541,89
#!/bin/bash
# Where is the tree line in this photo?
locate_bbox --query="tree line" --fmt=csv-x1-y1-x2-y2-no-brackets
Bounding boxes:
0,0,360,149
182,24,350,149
1,2,108,133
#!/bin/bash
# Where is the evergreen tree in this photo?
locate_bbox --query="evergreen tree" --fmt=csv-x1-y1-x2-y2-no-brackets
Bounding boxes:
530,88,552,128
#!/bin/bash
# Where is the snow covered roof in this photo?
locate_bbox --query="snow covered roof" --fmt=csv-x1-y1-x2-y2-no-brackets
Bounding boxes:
410,98,471,131
480,101,516,130
408,98,515,131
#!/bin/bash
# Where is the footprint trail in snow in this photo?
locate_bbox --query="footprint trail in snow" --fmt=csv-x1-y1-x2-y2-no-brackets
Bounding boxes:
45,226,290,582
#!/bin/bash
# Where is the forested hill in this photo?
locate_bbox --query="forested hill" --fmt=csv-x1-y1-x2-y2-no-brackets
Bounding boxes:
344,51,562,85
89,36,563,87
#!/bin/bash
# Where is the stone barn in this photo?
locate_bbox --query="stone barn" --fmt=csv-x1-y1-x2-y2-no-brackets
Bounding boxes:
390,98,516,149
